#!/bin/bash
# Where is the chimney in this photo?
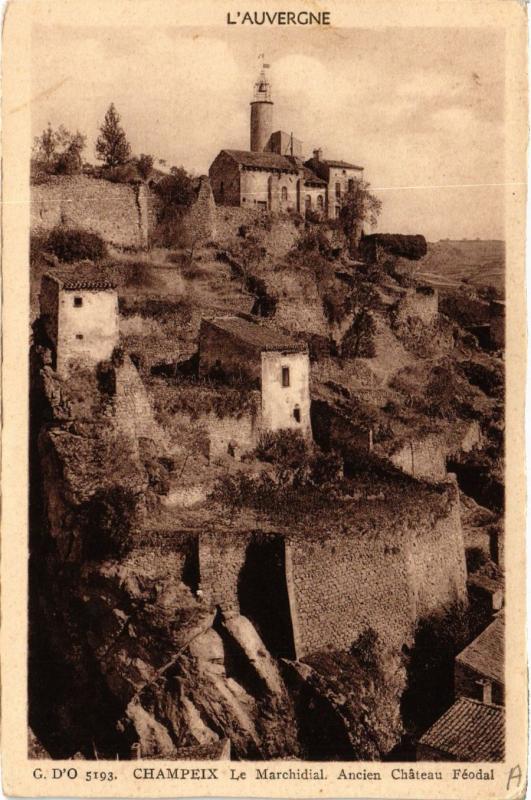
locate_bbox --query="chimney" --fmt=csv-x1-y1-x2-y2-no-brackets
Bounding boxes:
313,148,323,161
481,679,493,704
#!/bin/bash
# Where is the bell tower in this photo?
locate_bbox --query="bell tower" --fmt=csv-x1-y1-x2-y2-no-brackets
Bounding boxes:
250,58,273,152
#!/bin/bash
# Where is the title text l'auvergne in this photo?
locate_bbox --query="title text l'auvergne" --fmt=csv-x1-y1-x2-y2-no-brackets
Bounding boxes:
227,11,331,25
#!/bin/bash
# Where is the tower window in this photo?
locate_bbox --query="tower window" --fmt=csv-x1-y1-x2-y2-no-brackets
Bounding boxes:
317,195,324,209
74,296,83,307
281,186,288,201
293,406,301,423
305,195,312,210
75,334,84,340
281,366,290,387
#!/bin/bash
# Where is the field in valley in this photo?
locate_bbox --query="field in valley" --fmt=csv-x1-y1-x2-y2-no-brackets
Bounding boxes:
415,239,505,295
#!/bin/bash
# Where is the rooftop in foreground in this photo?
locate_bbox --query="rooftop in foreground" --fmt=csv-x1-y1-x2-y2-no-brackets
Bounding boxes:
418,697,504,761
44,267,117,291
455,613,504,684
202,316,308,353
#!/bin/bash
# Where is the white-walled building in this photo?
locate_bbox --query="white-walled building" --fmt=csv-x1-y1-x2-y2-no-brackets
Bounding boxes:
199,316,311,439
40,270,119,376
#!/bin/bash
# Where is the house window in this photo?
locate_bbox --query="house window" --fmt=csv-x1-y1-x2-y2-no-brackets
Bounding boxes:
281,366,290,387
317,195,324,209
348,178,355,192
293,405,301,423
335,182,341,199
281,186,288,201
74,296,83,307
335,205,341,218
75,334,84,340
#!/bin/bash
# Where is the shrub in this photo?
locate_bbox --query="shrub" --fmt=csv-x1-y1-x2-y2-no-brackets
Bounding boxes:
255,429,309,472
81,485,140,560
350,627,380,671
296,226,333,258
309,449,343,486
45,227,108,262
466,546,489,574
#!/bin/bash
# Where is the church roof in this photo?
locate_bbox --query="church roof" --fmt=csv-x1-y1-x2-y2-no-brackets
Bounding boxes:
202,316,307,353
221,150,299,173
455,614,504,685
419,698,504,761
324,159,364,170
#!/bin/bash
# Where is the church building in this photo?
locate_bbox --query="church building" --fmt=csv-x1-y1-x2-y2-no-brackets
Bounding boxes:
209,63,363,219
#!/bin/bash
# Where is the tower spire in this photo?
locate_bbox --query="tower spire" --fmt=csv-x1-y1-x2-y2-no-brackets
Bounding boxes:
253,56,271,102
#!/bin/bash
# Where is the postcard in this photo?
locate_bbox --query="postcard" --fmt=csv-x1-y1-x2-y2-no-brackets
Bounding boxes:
1,0,527,797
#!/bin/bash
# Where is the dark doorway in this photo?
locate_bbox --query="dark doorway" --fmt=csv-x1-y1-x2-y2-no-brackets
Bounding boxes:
238,536,296,659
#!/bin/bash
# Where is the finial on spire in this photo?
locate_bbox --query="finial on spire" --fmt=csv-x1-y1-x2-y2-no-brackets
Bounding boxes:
253,54,271,101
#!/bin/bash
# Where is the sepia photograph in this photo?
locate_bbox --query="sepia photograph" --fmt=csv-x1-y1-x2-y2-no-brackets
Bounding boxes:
1,0,527,796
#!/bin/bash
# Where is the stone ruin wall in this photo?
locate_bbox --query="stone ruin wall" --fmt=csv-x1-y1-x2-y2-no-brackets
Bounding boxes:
31,176,150,249
388,435,448,482
31,174,217,250
173,407,261,463
113,358,167,449
198,486,468,659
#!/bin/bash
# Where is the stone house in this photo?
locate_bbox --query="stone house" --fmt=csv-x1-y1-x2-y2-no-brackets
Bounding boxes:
209,64,362,219
40,269,119,377
454,613,504,706
199,316,311,439
304,150,364,219
417,697,504,761
208,150,327,214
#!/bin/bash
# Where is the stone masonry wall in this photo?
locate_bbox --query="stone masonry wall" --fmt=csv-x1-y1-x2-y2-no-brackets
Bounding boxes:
179,176,217,244
289,487,466,658
198,532,249,610
31,175,216,250
198,485,467,659
388,435,447,482
114,358,167,448
31,176,149,249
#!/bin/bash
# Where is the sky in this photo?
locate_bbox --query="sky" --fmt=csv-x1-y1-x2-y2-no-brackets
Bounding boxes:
31,24,506,241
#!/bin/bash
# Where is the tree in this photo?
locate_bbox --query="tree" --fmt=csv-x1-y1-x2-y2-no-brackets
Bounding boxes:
339,179,382,255
136,153,154,181
32,124,86,176
96,103,131,167
340,283,378,358
54,127,86,175
32,123,56,164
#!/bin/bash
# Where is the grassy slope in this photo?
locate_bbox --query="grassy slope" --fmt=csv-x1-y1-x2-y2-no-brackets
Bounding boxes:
415,240,505,294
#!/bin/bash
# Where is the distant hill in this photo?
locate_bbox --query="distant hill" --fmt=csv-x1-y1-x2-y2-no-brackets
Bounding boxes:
415,240,505,295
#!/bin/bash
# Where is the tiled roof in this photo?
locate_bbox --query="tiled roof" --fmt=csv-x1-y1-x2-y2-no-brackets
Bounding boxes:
325,159,364,170
456,614,504,685
300,166,327,187
419,698,504,761
44,268,116,291
204,316,307,353
222,150,299,173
